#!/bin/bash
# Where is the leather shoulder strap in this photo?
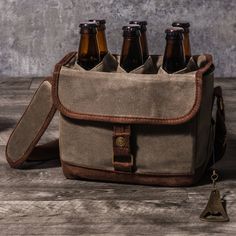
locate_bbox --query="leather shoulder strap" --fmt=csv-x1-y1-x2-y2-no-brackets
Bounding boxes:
212,86,227,163
207,86,227,168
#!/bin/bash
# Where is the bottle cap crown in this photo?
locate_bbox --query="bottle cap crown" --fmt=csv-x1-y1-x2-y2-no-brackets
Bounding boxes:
172,21,190,28
79,22,97,28
129,21,147,31
122,24,141,37
79,22,97,33
89,19,106,25
122,24,141,31
172,22,190,32
165,27,184,39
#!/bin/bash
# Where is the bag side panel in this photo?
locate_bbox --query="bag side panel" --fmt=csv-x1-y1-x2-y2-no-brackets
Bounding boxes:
195,72,214,169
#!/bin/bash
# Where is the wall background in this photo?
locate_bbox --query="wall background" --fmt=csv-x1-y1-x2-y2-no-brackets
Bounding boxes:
0,0,235,77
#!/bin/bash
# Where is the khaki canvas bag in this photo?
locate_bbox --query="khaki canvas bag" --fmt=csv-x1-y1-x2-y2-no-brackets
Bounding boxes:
6,52,227,187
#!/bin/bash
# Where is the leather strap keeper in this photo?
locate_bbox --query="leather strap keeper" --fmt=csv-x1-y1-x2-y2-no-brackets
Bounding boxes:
113,125,135,172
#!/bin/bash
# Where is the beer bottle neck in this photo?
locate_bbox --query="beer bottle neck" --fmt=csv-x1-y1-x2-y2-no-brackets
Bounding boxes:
164,39,183,57
120,36,143,72
122,36,141,53
78,33,100,70
97,28,108,59
163,38,186,73
140,31,149,62
79,33,98,55
183,31,191,63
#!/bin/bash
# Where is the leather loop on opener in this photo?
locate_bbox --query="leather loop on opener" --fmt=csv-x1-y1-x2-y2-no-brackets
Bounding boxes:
113,125,135,172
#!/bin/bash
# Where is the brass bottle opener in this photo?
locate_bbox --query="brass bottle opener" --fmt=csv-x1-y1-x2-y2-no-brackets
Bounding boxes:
200,170,229,222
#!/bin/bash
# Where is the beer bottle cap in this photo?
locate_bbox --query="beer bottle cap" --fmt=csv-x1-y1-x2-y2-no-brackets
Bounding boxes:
79,22,97,33
165,27,184,39
129,21,147,31
79,22,97,28
122,24,141,36
89,19,106,30
129,20,147,26
89,19,106,25
172,22,190,32
122,24,141,31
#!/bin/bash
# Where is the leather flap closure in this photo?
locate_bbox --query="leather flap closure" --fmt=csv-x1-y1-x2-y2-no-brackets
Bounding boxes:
52,52,213,125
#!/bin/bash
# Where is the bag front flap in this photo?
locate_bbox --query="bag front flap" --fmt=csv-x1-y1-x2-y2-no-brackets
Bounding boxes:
52,53,213,125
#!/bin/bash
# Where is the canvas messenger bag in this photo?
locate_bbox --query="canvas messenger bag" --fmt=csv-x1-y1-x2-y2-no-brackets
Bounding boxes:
6,52,226,187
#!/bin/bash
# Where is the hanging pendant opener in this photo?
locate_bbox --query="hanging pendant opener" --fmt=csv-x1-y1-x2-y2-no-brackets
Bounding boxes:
200,170,229,222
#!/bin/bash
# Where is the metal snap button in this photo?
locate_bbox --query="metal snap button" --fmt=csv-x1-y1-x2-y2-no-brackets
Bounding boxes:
115,136,126,147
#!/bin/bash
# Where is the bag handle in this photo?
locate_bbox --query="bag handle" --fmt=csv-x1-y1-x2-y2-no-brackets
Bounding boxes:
6,52,77,168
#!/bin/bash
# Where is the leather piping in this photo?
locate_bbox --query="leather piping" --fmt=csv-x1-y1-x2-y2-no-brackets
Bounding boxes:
5,77,57,168
52,52,213,125
61,160,206,187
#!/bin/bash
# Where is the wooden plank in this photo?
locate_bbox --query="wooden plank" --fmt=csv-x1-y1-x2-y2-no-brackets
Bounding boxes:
0,199,234,235
29,77,45,90
0,77,32,90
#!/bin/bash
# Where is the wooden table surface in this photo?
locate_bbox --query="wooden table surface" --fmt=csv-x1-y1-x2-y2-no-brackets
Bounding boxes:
0,77,235,235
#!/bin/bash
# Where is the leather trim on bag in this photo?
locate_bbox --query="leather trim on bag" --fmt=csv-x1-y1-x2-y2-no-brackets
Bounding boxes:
61,160,207,187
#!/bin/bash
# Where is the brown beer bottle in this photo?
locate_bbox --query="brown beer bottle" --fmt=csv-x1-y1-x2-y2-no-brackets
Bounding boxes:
129,20,149,61
120,24,143,72
77,22,100,70
172,22,191,64
89,19,108,59
162,27,186,73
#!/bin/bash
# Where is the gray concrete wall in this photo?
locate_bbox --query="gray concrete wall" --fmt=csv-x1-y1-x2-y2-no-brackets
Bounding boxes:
0,0,235,77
